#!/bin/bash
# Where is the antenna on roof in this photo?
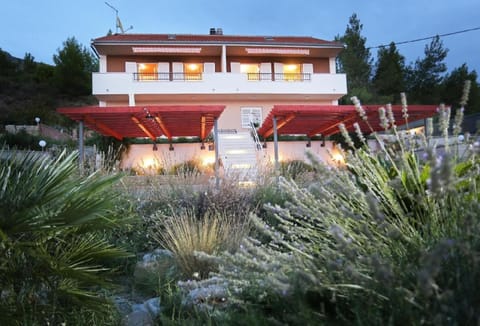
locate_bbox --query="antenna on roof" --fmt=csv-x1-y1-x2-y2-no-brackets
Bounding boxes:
105,1,133,34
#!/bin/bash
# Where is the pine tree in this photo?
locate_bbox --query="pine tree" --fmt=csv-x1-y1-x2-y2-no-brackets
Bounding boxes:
441,64,479,114
336,13,373,103
406,36,448,104
53,37,98,97
372,42,406,103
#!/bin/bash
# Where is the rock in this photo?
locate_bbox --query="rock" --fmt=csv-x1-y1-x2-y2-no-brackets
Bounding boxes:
142,249,173,265
130,297,160,315
134,249,176,298
183,283,228,310
123,310,154,326
144,297,161,316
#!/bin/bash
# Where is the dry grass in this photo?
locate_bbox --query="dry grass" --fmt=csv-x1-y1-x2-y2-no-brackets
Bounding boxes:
152,209,250,279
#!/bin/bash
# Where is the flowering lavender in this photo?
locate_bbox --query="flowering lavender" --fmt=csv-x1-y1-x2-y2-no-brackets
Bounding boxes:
354,122,366,144
460,80,471,107
386,103,396,127
400,92,409,121
339,123,355,148
452,107,464,137
351,96,368,121
426,117,433,138
437,104,451,139
378,107,389,130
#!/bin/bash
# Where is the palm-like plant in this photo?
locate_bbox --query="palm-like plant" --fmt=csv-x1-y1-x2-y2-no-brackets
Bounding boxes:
0,150,130,325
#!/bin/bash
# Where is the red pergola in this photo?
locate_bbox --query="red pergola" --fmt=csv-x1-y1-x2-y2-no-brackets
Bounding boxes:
257,104,439,139
57,105,226,141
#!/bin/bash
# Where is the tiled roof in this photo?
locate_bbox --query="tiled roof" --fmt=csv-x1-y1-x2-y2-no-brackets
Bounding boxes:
93,33,343,48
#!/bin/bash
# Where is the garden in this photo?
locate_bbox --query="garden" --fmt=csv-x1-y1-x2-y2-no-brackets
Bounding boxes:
1,87,480,325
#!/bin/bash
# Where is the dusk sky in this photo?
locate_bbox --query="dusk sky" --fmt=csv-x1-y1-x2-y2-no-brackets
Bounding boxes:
2,0,479,76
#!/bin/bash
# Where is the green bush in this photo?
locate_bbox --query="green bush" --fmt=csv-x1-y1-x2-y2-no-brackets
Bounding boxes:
0,150,131,325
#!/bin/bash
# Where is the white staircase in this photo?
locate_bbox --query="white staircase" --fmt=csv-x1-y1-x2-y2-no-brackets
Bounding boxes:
217,131,259,181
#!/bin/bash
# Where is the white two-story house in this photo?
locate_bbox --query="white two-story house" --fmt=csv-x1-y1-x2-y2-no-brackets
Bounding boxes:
58,29,436,176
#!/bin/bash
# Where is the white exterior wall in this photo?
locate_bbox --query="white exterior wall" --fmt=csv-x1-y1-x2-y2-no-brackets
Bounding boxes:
121,141,343,173
92,72,347,97
121,143,215,173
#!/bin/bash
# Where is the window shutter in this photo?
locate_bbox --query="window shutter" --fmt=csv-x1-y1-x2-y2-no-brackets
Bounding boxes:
260,63,271,80
157,62,169,80
172,62,183,73
172,62,183,80
231,62,240,73
157,62,169,72
125,62,137,73
241,107,262,128
302,63,313,74
204,62,215,73
274,62,283,74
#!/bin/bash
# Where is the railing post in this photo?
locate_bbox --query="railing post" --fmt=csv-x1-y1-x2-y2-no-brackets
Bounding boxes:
214,118,220,189
273,116,279,176
78,120,84,172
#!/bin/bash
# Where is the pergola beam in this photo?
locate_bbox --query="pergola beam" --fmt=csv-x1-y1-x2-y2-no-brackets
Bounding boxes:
153,115,172,139
84,115,123,140
261,113,296,138
131,116,156,141
309,112,358,137
200,115,207,140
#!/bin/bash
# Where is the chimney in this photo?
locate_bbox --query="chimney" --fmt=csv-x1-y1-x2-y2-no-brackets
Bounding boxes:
216,28,223,35
209,27,216,35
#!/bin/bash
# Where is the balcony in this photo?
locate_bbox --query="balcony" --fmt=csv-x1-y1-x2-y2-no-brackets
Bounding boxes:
92,72,347,100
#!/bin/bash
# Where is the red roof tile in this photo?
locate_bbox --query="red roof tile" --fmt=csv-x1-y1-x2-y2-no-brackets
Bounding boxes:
93,33,343,48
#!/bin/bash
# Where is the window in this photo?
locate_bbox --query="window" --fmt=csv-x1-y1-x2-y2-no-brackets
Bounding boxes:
283,64,302,81
241,107,262,128
184,63,203,80
240,64,260,80
137,63,157,80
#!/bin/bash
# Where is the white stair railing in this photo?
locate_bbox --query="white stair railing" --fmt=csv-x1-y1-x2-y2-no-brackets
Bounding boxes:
249,121,263,151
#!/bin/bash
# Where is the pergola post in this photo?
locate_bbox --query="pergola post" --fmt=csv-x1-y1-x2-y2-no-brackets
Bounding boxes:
78,120,84,171
214,118,220,189
273,116,279,176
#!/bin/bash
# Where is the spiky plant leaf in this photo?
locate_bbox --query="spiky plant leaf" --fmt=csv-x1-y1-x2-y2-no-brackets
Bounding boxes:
0,150,131,324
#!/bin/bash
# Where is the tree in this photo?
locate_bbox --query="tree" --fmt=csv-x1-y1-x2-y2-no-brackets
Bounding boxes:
406,36,448,104
0,48,18,77
53,37,98,97
441,64,480,114
336,13,373,103
372,42,406,103
22,52,36,74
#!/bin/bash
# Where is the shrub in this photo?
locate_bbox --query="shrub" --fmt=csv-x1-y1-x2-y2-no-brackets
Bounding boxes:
151,209,250,279
0,150,131,325
170,159,202,177
207,90,480,324
279,159,314,180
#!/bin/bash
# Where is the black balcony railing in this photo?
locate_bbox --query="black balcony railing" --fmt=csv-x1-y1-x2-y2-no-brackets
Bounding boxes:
133,72,203,81
246,72,311,81
132,72,311,81
274,73,311,81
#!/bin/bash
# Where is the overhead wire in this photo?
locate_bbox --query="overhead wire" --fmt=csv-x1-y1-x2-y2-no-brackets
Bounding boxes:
367,26,480,50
